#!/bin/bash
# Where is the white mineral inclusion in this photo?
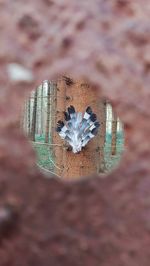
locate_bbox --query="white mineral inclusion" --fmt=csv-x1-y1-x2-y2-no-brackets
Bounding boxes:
7,63,34,82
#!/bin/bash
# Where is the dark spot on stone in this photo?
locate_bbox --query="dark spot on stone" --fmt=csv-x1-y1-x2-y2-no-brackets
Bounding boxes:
18,14,41,40
144,62,150,74
61,36,73,49
0,204,19,239
116,0,129,7
43,0,54,6
76,20,86,30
